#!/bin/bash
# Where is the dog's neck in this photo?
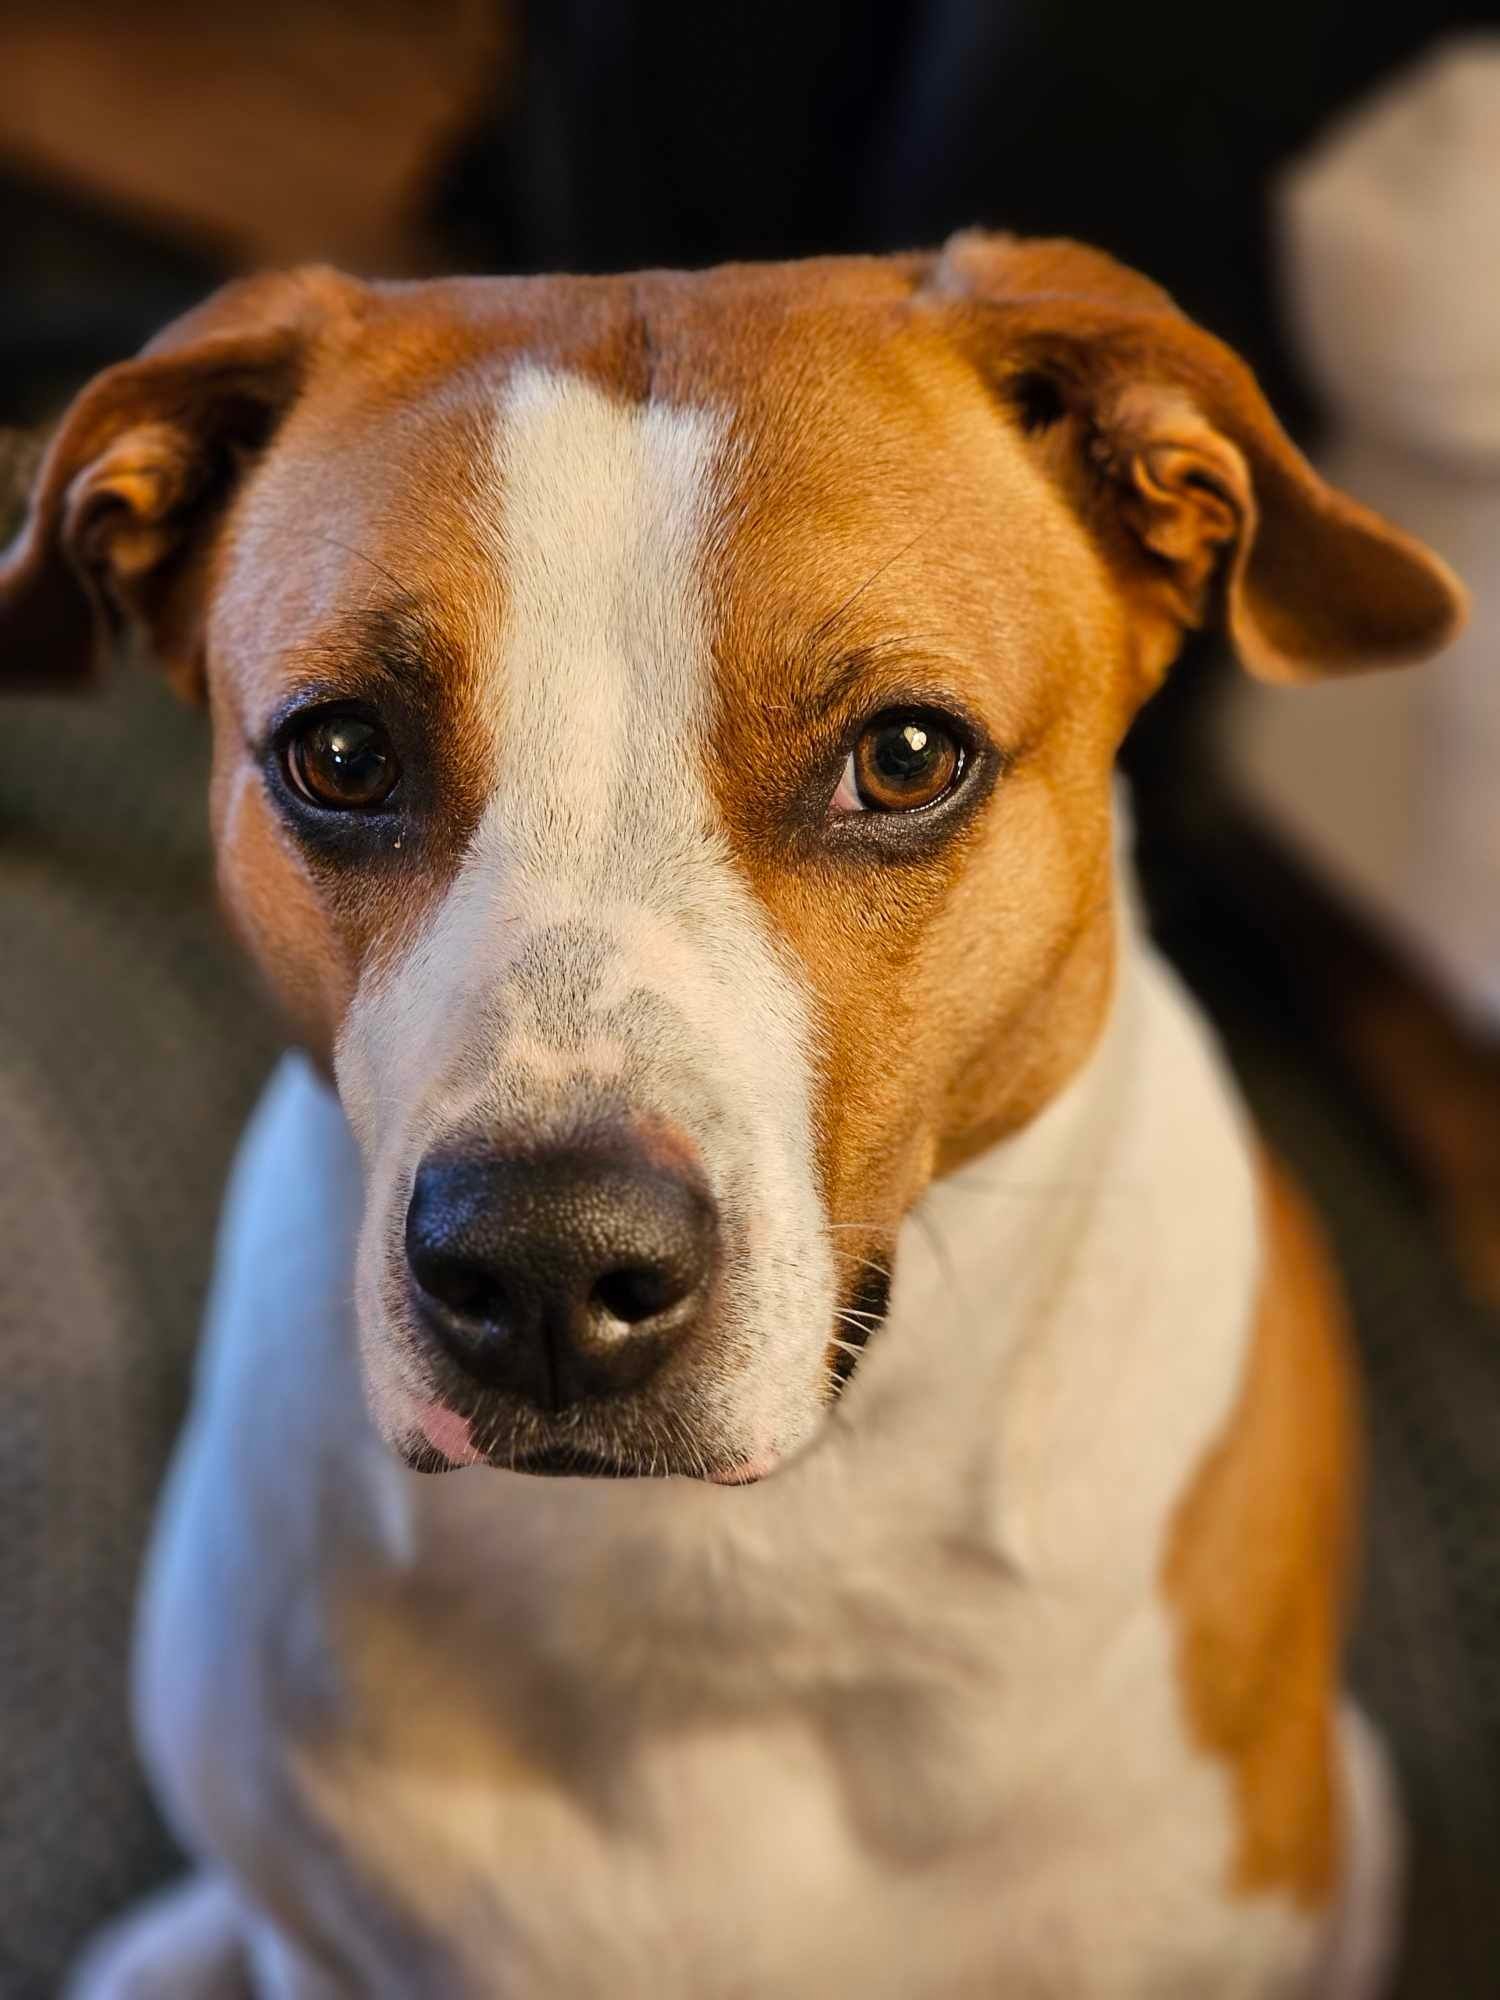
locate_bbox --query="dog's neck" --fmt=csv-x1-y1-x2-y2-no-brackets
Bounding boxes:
834,916,1258,1564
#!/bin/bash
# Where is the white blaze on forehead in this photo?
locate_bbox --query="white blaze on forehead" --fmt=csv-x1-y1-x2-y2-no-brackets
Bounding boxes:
487,366,723,892
338,365,744,1122
335,367,837,1462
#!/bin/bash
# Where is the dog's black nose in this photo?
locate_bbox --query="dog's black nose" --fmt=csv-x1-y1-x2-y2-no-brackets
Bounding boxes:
405,1135,716,1409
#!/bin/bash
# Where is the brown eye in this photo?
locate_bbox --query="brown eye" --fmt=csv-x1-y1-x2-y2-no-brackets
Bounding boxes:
838,713,963,814
284,711,399,810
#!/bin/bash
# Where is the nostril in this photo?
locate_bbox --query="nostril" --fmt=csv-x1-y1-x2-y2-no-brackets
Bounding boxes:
418,1257,510,1326
592,1263,687,1326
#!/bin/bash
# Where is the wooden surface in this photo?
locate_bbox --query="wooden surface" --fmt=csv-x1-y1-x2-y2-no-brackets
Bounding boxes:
0,3,510,269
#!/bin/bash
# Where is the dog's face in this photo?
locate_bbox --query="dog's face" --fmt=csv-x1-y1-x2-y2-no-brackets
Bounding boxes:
0,237,1462,1479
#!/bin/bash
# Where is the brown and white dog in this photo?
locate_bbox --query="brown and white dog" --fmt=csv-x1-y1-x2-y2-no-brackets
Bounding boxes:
0,235,1465,1998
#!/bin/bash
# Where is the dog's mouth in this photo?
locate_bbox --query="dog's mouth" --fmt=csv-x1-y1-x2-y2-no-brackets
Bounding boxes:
400,1419,677,1481
509,1443,651,1479
405,1405,789,1486
399,1260,894,1483
403,1429,776,1485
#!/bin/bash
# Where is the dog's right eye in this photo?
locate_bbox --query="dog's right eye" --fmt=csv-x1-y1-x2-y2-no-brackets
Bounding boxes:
830,711,966,816
283,710,400,811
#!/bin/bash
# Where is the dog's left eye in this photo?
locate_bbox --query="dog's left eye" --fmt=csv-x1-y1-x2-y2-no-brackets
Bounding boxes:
831,712,964,815
283,710,400,810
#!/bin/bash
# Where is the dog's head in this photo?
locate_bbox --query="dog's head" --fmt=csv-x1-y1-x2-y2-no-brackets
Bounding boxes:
0,237,1463,1480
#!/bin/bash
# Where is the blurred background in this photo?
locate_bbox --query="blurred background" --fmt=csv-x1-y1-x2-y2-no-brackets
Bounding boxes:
1,3,1497,1994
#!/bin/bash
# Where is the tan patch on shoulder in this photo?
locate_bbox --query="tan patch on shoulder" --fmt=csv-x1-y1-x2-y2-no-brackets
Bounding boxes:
1164,1153,1362,1907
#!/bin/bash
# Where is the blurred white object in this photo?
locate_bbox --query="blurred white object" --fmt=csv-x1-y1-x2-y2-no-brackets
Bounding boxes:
1224,36,1500,1029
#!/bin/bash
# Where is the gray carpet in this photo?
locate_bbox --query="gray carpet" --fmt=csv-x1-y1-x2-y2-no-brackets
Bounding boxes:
0,664,276,1999
0,657,1495,1998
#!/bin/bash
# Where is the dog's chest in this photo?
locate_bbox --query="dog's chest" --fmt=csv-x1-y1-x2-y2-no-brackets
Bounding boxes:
220,1519,1309,2000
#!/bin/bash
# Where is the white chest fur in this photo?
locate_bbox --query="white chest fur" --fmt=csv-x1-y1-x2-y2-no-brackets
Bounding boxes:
134,930,1322,1998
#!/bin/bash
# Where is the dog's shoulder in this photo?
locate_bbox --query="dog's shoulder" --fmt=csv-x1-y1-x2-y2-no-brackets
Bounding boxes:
1164,1148,1360,1912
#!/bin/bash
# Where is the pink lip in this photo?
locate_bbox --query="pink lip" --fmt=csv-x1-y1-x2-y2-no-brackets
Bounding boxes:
415,1400,486,1468
709,1455,777,1487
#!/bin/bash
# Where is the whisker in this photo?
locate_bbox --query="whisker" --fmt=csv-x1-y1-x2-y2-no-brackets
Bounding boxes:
830,1230,891,1279
316,532,408,598
807,513,946,644
831,1261,891,1290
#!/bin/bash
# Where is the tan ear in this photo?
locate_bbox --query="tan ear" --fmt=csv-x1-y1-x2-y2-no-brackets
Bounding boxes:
926,231,1467,687
0,266,355,698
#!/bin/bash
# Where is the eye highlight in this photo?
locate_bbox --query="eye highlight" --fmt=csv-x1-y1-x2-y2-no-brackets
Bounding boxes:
831,711,965,816
282,709,400,811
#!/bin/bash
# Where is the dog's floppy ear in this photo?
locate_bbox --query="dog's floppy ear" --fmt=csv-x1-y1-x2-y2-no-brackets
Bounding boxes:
925,231,1466,687
0,266,355,698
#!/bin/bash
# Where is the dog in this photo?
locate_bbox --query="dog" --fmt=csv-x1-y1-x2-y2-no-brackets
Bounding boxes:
0,233,1465,1997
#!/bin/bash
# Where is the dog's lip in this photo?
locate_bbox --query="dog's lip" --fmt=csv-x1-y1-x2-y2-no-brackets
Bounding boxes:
401,1428,651,1479
412,1397,487,1467
473,1441,779,1483
707,1454,777,1486
406,1397,774,1483
507,1443,658,1479
409,1405,646,1479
